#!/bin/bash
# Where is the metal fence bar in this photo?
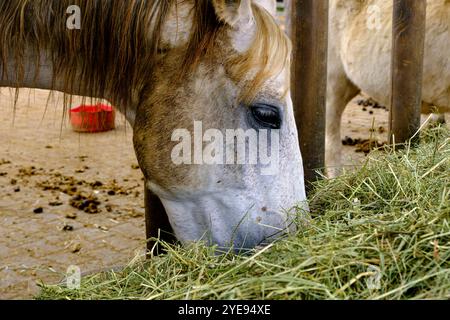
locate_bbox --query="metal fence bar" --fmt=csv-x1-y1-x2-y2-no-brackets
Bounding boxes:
390,0,427,144
290,0,329,187
144,185,175,256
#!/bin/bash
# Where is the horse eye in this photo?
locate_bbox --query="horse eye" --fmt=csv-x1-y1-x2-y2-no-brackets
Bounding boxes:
249,104,282,129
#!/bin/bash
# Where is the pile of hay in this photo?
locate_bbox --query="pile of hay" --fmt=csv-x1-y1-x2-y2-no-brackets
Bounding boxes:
38,127,449,300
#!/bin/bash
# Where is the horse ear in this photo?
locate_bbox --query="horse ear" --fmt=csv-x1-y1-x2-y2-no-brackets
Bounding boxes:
253,0,277,16
212,0,253,27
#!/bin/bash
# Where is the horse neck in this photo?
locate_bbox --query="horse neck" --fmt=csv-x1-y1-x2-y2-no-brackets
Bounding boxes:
0,45,141,126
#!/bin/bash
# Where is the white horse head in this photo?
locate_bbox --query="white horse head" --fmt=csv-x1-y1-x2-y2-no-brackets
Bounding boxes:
133,0,308,250
0,0,308,252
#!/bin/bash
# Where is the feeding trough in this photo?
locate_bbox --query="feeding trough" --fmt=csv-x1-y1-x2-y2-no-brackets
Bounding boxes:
70,103,116,133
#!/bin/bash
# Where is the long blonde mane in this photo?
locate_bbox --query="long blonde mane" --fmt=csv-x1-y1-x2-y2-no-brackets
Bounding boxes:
0,0,290,106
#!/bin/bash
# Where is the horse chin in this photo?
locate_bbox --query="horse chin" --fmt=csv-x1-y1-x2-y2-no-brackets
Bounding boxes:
156,189,303,252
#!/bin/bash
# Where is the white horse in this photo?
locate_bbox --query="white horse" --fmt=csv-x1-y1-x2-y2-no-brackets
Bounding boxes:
326,0,450,175
0,0,307,251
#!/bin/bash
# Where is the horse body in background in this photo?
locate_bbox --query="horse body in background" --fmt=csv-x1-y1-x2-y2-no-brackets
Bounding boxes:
0,0,308,250
326,0,450,175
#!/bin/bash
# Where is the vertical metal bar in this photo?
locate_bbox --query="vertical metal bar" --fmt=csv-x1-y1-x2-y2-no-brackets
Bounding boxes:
291,0,329,187
390,0,427,144
144,183,175,256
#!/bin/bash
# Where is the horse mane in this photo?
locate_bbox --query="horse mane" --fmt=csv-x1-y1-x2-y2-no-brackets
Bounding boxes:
233,3,291,103
0,0,290,108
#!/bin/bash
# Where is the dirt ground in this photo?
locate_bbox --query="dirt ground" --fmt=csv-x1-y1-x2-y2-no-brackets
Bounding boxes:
0,88,146,299
0,88,445,299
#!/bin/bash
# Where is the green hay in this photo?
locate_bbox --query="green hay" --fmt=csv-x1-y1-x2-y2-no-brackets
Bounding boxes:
37,126,449,300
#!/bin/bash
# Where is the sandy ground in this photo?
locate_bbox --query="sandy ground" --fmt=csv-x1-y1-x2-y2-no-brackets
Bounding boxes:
0,88,445,299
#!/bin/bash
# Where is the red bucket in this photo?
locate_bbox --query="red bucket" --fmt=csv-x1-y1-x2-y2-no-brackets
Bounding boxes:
70,104,115,133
